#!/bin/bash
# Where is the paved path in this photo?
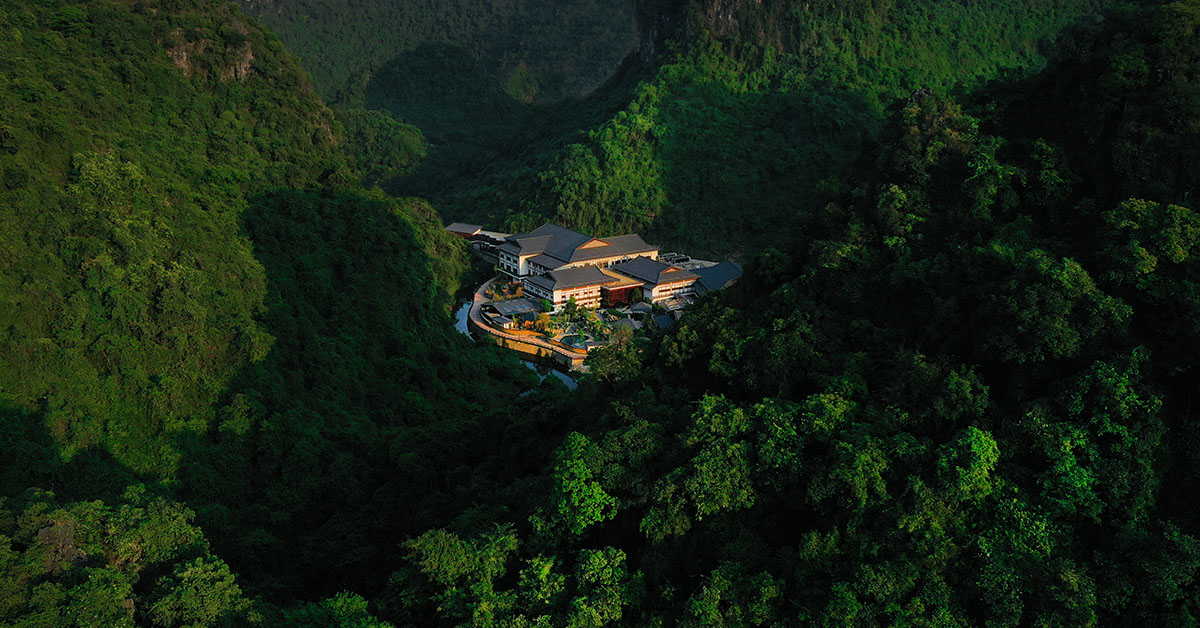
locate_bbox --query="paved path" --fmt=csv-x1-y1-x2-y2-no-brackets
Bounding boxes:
468,278,588,363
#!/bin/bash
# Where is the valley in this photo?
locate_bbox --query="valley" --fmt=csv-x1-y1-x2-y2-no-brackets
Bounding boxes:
4,0,1200,626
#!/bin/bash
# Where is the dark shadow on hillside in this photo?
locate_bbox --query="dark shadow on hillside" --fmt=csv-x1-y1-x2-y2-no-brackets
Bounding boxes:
371,38,882,259
171,189,556,601
651,83,881,257
366,42,526,145
370,39,655,228
975,52,1200,218
0,402,144,501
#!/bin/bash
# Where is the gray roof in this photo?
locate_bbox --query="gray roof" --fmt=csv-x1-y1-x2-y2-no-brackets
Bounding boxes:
498,233,551,257
563,233,656,264
501,223,656,265
527,254,564,270
629,302,654,314
490,298,541,316
502,224,587,257
525,266,621,292
652,314,676,330
694,261,743,292
613,318,643,331
445,222,482,235
611,256,697,285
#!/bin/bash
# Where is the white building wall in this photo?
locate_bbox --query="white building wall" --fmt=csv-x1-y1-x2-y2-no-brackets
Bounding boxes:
555,286,603,309
650,280,696,302
498,251,520,277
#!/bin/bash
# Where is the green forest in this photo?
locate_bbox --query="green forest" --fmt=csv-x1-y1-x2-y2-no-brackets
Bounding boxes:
5,0,1200,626
240,0,1115,257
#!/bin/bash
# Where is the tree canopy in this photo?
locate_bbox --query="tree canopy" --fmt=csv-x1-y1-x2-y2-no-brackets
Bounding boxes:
6,0,1200,626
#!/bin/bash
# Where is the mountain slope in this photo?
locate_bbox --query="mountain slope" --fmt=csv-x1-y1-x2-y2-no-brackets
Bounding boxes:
383,3,1200,625
0,0,348,478
488,0,1116,255
237,0,636,105
0,0,543,619
234,1,1113,258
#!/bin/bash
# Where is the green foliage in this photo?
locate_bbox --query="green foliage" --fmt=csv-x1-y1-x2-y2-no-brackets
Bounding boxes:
583,326,641,384
236,0,635,107
0,0,344,478
390,4,1200,626
336,108,426,187
281,592,394,628
403,526,522,625
173,190,537,595
242,0,1109,257
540,433,618,536
682,562,783,628
518,556,566,609
146,557,248,628
936,426,999,502
12,1,1200,627
566,548,629,628
0,0,544,617
0,488,254,628
396,0,1111,256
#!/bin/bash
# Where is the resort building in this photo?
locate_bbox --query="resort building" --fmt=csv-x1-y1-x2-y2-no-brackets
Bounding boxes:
693,261,743,295
497,223,657,279
480,298,541,329
523,266,636,310
520,255,703,312
445,223,483,239
610,256,700,302
474,222,738,313
445,223,510,247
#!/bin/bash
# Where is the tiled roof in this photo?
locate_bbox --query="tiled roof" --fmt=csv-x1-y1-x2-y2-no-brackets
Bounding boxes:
502,223,656,266
445,222,482,235
613,318,643,331
489,298,541,316
694,261,743,292
599,268,642,287
652,314,676,330
611,256,698,285
504,224,588,257
527,254,564,270
559,234,656,263
525,266,622,292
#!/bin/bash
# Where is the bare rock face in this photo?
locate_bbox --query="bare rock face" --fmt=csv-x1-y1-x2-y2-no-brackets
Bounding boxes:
164,18,255,82
698,0,740,36
220,41,255,82
36,519,86,574
165,28,208,78
634,0,685,63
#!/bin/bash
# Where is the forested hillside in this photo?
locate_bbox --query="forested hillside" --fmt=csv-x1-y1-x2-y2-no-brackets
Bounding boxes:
0,0,542,623
5,0,1200,626
233,0,638,190
383,2,1200,625
236,0,636,106
439,0,1116,256
247,0,1113,256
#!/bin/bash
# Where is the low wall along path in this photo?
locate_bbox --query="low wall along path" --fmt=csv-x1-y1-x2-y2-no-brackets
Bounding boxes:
468,278,588,369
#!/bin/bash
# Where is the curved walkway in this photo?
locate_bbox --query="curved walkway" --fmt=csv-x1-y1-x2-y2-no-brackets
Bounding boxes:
468,278,588,363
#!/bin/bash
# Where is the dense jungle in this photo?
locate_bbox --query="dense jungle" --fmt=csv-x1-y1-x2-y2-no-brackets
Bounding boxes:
4,0,1200,626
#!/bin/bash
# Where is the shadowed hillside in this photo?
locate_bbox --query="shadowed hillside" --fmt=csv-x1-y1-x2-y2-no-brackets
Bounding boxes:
8,0,1200,626
389,0,1116,257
